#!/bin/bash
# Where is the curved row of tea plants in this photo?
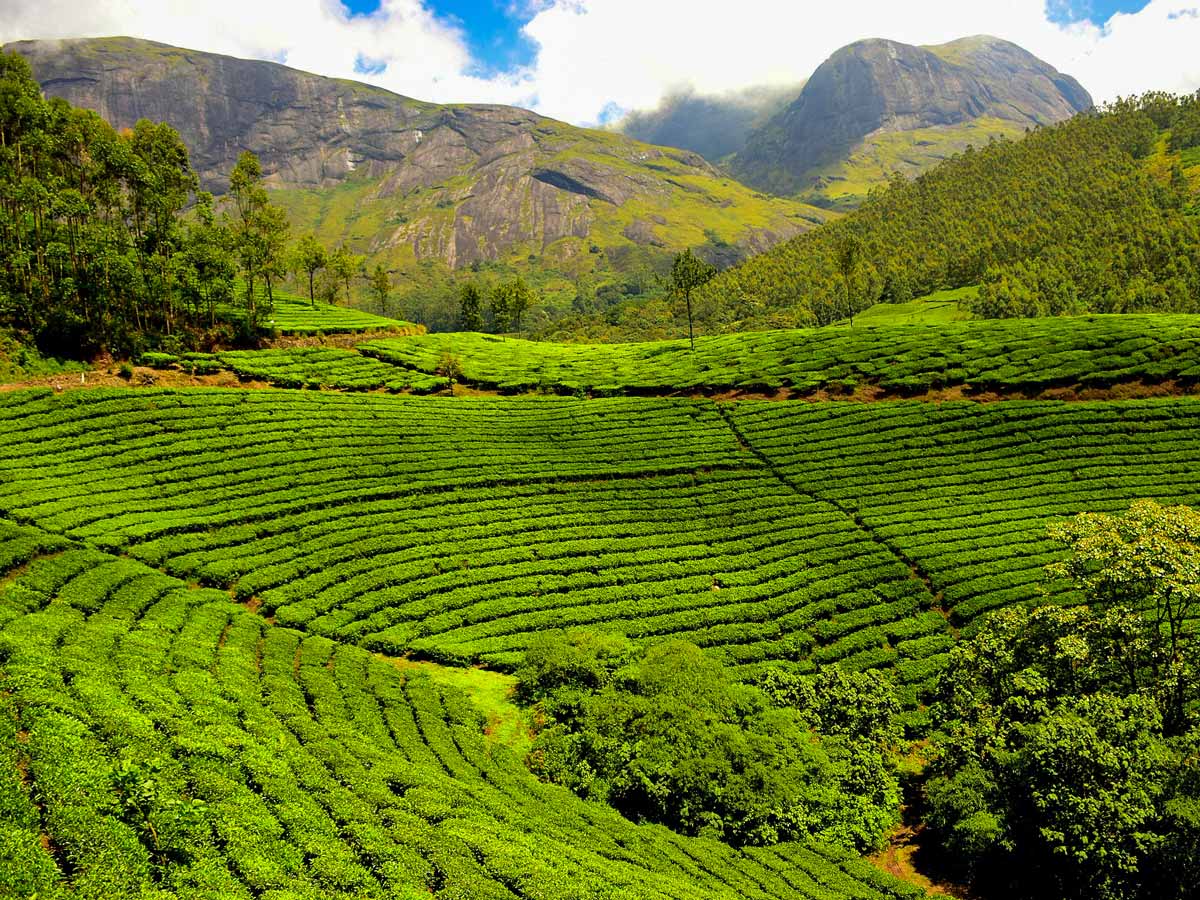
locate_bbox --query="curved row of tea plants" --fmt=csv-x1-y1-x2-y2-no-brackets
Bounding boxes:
360,315,1200,395
0,389,950,705
729,399,1200,629
0,521,915,899
6,390,1200,719
136,469,947,701
0,390,744,546
167,348,450,393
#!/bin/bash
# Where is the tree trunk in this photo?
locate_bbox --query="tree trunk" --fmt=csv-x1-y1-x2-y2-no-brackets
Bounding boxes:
686,292,695,351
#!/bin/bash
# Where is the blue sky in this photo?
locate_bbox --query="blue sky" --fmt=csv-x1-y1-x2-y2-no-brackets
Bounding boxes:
1046,0,1152,25
343,0,538,75
339,0,1158,81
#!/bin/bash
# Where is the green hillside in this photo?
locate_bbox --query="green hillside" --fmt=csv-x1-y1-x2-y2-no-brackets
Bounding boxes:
357,315,1200,395
3,313,1200,895
700,95,1200,329
3,389,1199,690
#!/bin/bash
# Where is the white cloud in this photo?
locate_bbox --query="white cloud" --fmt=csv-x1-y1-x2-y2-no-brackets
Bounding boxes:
1,0,1198,124
0,0,536,107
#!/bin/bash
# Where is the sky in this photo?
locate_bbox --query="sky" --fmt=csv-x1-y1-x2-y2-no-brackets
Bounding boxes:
2,0,1198,126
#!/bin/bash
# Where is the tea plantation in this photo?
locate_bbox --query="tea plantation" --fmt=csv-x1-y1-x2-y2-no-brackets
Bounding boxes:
360,315,1200,394
4,347,1200,896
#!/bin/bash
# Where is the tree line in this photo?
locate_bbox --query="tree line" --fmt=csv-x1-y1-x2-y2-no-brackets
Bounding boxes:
0,51,388,358
699,92,1200,327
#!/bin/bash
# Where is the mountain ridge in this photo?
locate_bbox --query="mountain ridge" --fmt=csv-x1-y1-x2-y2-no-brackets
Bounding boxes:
6,36,825,283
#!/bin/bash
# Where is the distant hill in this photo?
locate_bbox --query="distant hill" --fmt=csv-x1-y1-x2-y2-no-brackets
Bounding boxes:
731,36,1093,206
701,96,1200,327
615,83,802,163
6,37,828,293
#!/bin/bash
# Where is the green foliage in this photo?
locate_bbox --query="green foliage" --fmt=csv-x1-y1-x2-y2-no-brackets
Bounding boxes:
458,282,484,331
702,95,1200,327
111,756,211,870
519,633,900,851
924,501,1200,899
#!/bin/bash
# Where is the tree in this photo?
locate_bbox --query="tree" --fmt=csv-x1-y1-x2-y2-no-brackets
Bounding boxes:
292,234,327,307
180,191,235,325
519,631,901,851
225,151,288,324
327,245,363,306
458,282,484,331
924,603,1190,900
1048,499,1200,734
490,277,534,333
923,502,1200,900
667,249,716,350
833,230,862,326
257,204,290,312
368,263,390,314
227,151,266,321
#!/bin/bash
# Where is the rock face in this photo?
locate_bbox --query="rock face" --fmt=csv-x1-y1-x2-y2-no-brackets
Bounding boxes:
732,35,1093,196
7,36,819,269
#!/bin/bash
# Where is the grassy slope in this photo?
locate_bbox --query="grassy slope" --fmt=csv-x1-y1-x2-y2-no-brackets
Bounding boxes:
833,287,978,327
229,283,420,335
797,118,1030,210
386,658,530,752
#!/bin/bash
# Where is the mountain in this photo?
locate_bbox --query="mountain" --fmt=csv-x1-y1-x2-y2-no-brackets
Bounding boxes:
615,83,802,163
6,36,827,290
732,35,1093,206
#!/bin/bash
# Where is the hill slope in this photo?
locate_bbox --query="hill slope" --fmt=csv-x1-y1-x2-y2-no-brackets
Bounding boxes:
701,96,1200,328
7,36,827,284
732,36,1092,206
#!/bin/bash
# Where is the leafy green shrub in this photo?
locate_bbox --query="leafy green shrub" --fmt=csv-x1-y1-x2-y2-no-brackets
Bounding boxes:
139,351,180,369
519,631,901,851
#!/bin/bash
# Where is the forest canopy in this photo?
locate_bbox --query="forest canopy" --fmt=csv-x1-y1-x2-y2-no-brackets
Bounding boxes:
701,92,1200,328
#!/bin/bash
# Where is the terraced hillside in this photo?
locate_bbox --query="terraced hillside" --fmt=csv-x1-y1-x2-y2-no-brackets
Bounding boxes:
360,315,1200,395
4,389,1200,692
4,375,1200,895
0,521,907,899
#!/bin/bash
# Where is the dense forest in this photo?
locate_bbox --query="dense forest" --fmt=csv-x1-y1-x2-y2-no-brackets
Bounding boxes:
697,92,1200,329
